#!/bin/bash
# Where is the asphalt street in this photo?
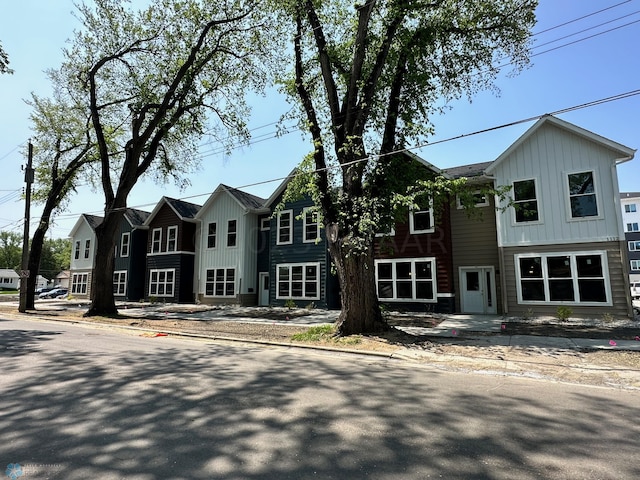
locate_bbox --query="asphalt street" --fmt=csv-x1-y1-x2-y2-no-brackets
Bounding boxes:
1,316,639,479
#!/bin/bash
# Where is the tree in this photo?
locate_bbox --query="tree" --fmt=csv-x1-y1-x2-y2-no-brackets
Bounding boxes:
271,0,537,335
22,88,97,310
40,238,71,281
0,41,12,75
57,0,269,316
0,231,22,269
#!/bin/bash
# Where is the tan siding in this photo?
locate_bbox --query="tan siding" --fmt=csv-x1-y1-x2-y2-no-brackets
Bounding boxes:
450,187,502,312
501,241,631,318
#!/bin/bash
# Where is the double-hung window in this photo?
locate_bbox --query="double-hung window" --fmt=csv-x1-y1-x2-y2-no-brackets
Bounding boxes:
71,273,88,295
375,258,436,302
149,269,174,297
207,222,217,248
120,232,130,257
151,228,162,253
568,171,598,218
513,179,539,223
277,210,293,245
303,208,320,243
409,199,434,234
205,268,235,297
74,241,80,260
167,226,177,252
227,220,237,247
276,263,320,300
113,271,127,296
84,240,91,259
517,252,609,304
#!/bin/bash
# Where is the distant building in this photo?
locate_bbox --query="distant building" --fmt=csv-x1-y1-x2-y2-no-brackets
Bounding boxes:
620,192,640,283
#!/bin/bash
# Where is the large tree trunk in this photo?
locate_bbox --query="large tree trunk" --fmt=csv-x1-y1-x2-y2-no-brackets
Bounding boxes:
329,232,387,335
24,223,48,310
84,208,124,317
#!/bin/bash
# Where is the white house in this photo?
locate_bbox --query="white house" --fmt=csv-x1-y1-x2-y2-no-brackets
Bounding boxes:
487,115,635,317
68,214,103,299
194,184,267,306
0,269,19,290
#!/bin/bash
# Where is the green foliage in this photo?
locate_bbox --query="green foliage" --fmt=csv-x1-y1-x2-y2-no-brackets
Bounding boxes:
40,238,71,279
556,306,572,322
601,313,614,323
0,41,12,75
291,324,335,341
284,299,297,309
0,231,22,270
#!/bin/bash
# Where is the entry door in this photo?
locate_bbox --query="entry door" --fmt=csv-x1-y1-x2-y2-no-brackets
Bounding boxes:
460,267,497,314
258,272,269,306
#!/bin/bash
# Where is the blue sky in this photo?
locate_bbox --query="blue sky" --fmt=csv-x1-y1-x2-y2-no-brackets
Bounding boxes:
0,0,639,240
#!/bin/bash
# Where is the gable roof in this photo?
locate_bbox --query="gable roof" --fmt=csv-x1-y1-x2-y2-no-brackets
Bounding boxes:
485,115,636,175
69,213,104,238
195,184,268,219
123,208,151,228
0,269,19,279
444,161,493,180
264,169,298,209
144,196,202,226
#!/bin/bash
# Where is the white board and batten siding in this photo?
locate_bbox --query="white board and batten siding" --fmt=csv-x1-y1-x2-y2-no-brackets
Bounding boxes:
197,190,259,298
69,218,97,271
492,120,630,248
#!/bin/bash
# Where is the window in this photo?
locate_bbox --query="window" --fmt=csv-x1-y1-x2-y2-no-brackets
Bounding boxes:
71,273,88,295
277,210,293,245
113,271,127,296
625,204,637,213
74,241,80,260
151,228,162,253
276,263,320,300
260,217,270,231
227,219,237,247
568,171,598,218
629,241,640,252
84,239,91,259
375,258,436,302
120,232,130,257
149,269,174,297
631,260,640,271
627,223,639,232
303,208,320,242
207,222,217,248
516,252,609,304
457,191,489,209
167,226,177,252
513,179,539,223
409,202,434,234
205,268,236,297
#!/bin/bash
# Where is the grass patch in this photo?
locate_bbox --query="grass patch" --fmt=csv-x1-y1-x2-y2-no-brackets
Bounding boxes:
290,324,362,346
0,290,18,295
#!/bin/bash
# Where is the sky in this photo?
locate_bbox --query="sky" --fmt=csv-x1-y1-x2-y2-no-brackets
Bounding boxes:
0,0,639,240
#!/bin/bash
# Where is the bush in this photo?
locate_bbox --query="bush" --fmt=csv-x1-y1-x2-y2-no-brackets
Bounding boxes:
556,306,572,321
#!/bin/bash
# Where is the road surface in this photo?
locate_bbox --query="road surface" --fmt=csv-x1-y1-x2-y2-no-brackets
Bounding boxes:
1,316,639,479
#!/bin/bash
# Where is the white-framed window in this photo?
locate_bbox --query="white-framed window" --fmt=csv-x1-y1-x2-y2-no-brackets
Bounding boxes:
149,269,174,297
113,270,127,296
567,171,598,218
205,268,236,297
627,223,639,232
151,228,162,253
260,217,270,231
409,203,434,234
71,273,89,295
74,241,80,260
375,258,436,302
84,239,91,259
513,178,539,223
631,260,640,271
276,263,320,300
303,207,320,243
457,191,489,209
277,210,293,245
167,226,178,252
625,204,637,213
628,241,640,252
375,226,396,237
516,252,610,305
120,232,130,257
207,222,217,249
227,219,237,247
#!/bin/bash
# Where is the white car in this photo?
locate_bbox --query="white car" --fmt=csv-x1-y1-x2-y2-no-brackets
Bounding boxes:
631,282,640,299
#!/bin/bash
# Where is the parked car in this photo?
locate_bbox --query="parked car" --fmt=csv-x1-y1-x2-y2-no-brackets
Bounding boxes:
631,282,640,299
35,287,54,295
38,288,68,299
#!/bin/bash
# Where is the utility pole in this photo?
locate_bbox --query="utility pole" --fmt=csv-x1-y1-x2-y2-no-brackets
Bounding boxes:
18,141,34,313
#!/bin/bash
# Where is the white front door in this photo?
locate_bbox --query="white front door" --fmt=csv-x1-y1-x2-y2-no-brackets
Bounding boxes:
259,272,269,306
460,267,497,314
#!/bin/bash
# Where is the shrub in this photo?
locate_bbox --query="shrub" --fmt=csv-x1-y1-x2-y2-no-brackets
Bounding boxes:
556,306,572,321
